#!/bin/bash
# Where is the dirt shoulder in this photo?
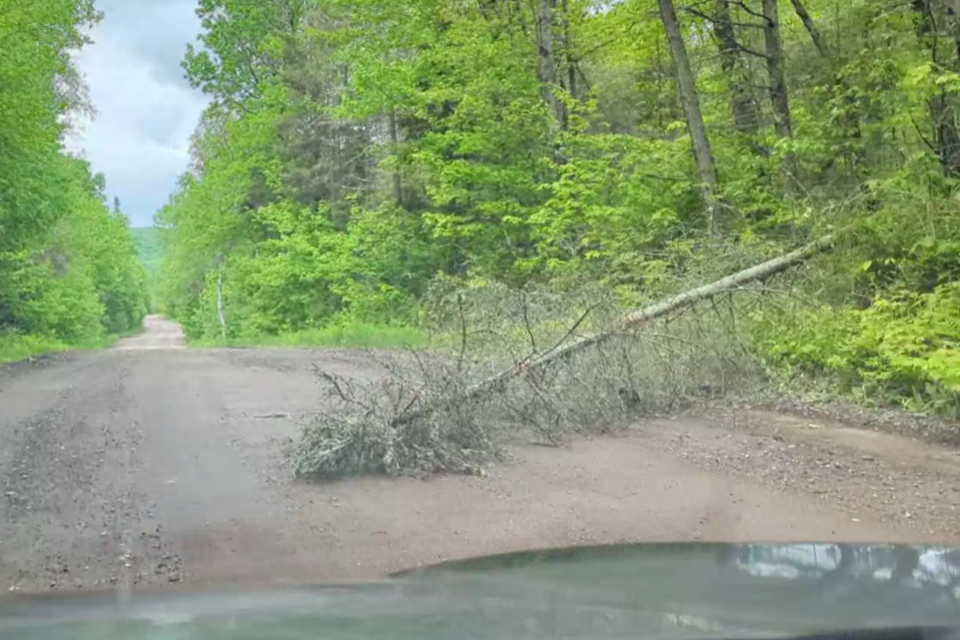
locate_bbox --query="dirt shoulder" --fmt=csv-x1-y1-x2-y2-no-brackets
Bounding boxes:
642,408,960,537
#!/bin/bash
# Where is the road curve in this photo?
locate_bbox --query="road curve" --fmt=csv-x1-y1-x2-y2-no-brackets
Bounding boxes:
0,318,958,593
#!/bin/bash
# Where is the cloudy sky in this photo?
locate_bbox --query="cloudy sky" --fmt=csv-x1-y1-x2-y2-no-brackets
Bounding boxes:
68,0,209,228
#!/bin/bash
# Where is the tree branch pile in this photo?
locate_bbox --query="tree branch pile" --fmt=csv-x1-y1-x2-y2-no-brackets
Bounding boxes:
293,235,835,480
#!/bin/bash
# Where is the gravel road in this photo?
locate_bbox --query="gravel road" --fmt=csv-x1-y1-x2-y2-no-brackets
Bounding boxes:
1,316,958,594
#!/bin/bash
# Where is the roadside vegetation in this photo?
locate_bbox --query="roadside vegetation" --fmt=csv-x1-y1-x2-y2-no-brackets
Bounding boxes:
130,227,165,311
157,0,959,432
191,322,429,350
0,1,149,364
4,1,959,474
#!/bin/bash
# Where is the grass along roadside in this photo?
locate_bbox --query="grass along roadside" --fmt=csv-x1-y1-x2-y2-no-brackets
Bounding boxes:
0,327,147,364
188,321,429,350
0,334,72,363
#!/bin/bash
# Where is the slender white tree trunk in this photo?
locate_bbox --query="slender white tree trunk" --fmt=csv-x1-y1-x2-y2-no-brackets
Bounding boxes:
216,258,226,340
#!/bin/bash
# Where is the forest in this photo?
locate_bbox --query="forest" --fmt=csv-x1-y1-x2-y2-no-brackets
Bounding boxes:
0,0,148,362
156,0,960,415
3,0,958,416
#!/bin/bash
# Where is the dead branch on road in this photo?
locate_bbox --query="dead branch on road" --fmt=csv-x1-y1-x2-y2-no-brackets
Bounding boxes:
391,234,835,429
293,234,835,480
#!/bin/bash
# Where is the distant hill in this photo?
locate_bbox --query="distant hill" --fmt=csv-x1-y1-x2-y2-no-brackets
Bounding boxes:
130,226,163,279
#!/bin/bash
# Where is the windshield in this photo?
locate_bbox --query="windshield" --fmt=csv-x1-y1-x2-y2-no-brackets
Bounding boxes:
1,0,959,635
3,543,960,638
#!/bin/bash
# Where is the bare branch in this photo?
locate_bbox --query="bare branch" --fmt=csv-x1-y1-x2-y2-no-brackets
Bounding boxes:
728,0,768,21
683,5,765,29
788,0,828,56
316,368,352,403
521,292,539,355
514,302,596,374
911,112,940,156
725,38,772,60
392,235,836,428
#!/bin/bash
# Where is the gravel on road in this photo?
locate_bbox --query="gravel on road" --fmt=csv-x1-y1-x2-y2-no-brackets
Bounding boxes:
1,317,957,594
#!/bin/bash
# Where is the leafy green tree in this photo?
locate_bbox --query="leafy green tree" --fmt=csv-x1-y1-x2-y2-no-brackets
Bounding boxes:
157,0,960,412
0,0,147,359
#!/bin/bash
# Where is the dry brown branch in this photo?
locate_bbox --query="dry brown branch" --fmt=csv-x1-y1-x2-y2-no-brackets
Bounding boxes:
392,235,835,428
514,302,596,374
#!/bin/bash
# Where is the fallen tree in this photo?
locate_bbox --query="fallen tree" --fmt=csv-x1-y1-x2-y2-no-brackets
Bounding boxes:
392,234,836,428
294,234,836,479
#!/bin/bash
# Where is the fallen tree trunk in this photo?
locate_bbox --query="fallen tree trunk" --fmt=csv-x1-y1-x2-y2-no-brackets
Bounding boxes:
394,234,835,427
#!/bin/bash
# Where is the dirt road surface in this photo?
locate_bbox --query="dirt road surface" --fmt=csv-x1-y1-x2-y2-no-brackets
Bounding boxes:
1,316,958,593
113,315,185,350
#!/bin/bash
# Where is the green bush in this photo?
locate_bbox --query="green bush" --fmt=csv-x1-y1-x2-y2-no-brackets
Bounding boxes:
755,282,960,416
0,333,69,364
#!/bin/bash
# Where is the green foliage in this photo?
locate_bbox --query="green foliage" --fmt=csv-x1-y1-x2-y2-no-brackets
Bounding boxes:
756,284,960,416
0,334,69,364
131,227,164,279
754,187,960,415
0,0,148,362
194,320,428,350
130,226,165,311
156,0,959,416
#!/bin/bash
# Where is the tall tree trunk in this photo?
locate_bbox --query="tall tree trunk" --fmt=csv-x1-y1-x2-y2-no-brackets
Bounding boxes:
713,0,759,134
537,0,562,125
789,0,827,56
658,0,720,234
388,110,403,206
761,0,799,193
912,0,960,178
560,0,576,130
929,94,960,177
216,256,227,340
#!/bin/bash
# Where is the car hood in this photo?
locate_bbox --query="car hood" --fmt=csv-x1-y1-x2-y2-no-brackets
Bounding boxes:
1,543,959,639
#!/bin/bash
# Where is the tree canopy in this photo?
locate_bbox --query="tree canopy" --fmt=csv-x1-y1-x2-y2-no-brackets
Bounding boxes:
0,0,148,360
148,0,958,414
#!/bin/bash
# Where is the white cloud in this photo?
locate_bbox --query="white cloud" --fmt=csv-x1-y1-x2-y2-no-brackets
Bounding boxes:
67,0,209,227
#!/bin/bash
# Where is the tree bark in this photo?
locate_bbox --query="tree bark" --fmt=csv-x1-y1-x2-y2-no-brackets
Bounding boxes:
713,0,760,134
560,0,576,130
788,0,827,56
929,93,960,177
658,0,721,234
912,0,960,178
388,110,403,206
216,262,227,340
761,0,799,192
537,0,562,125
392,234,836,428
564,0,576,101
